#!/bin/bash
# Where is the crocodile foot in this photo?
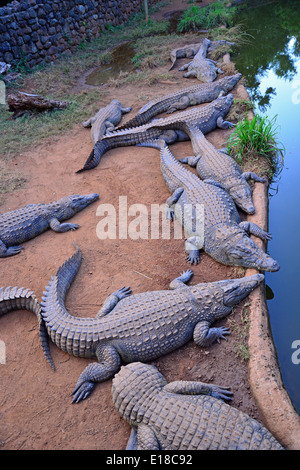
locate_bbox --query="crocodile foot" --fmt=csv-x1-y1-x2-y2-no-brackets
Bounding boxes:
2,245,24,257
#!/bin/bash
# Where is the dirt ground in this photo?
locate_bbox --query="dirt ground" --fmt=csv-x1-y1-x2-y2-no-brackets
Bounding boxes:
0,0,270,450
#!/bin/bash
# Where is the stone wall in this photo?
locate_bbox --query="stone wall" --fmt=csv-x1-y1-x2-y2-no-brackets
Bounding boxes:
0,0,160,68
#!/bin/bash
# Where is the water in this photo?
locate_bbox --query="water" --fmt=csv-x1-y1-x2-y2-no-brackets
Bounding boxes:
233,0,300,414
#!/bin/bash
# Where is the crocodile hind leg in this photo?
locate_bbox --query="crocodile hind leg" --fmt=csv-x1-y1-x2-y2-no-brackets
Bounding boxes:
169,269,193,289
239,221,272,241
166,95,191,113
0,238,23,257
193,320,230,347
96,286,132,318
165,187,184,221
179,155,201,167
71,343,121,403
49,217,79,232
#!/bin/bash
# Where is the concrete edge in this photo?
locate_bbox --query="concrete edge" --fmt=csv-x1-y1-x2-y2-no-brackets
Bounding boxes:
235,90,300,449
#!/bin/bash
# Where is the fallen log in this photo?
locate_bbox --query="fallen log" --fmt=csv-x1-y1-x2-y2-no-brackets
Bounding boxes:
7,91,69,118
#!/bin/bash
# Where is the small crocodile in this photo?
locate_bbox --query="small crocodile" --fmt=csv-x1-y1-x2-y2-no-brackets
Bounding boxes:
82,99,132,143
0,286,54,368
169,39,236,70
179,38,224,82
112,362,284,450
176,122,267,214
40,244,263,402
116,74,241,130
145,140,279,271
0,193,99,257
76,94,235,173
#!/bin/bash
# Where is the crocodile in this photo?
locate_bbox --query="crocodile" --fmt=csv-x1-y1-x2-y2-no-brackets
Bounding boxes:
115,74,241,130
40,244,264,402
144,140,279,271
174,122,267,214
112,362,284,450
0,193,99,257
76,94,235,173
169,39,236,70
0,286,54,368
82,99,132,144
179,38,224,82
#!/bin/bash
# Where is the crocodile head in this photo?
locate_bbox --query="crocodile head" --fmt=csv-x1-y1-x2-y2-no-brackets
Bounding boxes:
229,182,255,214
52,193,99,220
206,225,280,272
220,73,242,93
218,273,265,307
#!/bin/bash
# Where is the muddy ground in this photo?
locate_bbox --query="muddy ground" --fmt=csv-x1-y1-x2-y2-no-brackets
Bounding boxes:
0,0,270,450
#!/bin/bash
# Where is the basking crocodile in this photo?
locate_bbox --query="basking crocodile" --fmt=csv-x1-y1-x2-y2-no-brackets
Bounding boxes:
112,362,284,450
0,193,99,257
176,122,267,214
82,99,132,143
116,74,241,130
145,140,279,271
40,244,263,402
179,38,224,82
0,286,54,368
76,94,235,173
169,39,236,70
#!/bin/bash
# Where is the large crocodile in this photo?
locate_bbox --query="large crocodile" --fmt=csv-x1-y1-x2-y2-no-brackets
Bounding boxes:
0,193,99,257
174,122,266,214
82,99,132,143
179,38,224,82
112,362,284,450
145,140,279,271
39,244,263,402
76,94,235,173
115,74,241,130
0,286,54,368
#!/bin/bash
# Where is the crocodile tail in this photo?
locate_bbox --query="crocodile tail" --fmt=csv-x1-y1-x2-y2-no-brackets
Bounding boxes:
76,140,107,173
136,138,167,150
0,286,55,370
116,114,145,131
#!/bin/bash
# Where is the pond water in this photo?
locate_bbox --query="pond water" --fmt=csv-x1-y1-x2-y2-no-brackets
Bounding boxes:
232,0,300,414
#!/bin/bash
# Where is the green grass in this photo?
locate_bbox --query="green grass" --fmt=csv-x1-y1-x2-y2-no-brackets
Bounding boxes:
177,1,236,33
227,114,285,177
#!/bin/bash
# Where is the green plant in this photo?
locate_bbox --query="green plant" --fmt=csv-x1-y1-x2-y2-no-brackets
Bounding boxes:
177,1,236,33
227,114,285,174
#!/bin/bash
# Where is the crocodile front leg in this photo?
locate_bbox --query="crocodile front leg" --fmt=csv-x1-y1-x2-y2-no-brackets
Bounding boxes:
193,320,230,347
169,269,193,289
185,236,203,265
121,106,132,114
164,380,233,401
217,116,235,129
0,239,23,257
165,187,184,221
72,343,121,403
239,221,272,241
96,286,132,318
242,172,267,183
49,217,79,232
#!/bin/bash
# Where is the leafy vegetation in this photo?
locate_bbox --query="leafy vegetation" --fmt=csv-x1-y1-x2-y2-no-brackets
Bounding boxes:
177,0,236,33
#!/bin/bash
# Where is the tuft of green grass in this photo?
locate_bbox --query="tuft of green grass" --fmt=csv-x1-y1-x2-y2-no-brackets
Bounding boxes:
177,1,236,33
227,114,285,178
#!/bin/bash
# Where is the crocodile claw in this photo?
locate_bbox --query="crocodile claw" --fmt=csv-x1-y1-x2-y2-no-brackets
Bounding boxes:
210,385,233,402
115,286,132,300
216,327,230,343
72,380,95,403
5,245,24,256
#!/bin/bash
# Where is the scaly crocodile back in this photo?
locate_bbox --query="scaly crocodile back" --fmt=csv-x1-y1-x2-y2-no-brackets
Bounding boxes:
0,286,54,368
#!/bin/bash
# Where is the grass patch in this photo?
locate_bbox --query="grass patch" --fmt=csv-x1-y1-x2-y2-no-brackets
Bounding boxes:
227,114,285,180
177,0,236,33
228,303,251,361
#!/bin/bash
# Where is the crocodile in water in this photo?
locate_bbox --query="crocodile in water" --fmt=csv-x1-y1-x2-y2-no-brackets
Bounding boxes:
145,140,279,271
76,94,235,173
0,193,99,257
82,99,132,143
112,362,284,450
116,74,241,130
40,244,263,402
178,38,224,82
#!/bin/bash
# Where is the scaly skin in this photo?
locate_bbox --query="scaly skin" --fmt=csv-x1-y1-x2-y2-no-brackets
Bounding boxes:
76,94,234,173
112,362,284,450
116,74,241,130
0,193,99,257
150,141,279,271
179,38,224,82
0,286,54,368
82,99,132,143
40,244,264,402
173,122,267,214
